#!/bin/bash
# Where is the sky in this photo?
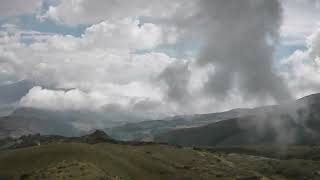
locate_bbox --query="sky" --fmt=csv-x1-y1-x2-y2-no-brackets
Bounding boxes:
0,0,320,120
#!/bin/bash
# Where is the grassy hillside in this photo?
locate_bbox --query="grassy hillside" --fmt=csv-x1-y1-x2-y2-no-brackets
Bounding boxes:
1,142,320,180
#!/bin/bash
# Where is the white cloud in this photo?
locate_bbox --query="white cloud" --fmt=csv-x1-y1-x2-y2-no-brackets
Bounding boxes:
0,19,176,86
0,22,183,116
0,0,41,16
20,86,104,111
42,0,187,25
20,85,162,111
281,27,320,98
19,86,176,121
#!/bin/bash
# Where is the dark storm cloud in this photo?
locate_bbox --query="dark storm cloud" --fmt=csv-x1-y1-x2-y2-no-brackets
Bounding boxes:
160,0,292,104
197,0,291,101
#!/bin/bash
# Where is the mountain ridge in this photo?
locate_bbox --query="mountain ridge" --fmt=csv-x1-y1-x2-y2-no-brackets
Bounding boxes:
155,93,320,146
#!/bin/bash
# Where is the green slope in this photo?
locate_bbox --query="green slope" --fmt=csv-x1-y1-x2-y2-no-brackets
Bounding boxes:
0,142,253,180
1,142,320,179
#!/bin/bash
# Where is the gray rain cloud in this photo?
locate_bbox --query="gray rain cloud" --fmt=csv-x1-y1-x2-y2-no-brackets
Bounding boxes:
158,61,191,104
197,0,291,101
162,0,292,105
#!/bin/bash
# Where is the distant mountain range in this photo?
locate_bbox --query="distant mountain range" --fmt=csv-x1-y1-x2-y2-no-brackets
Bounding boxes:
0,108,83,138
1,93,320,147
1,106,244,140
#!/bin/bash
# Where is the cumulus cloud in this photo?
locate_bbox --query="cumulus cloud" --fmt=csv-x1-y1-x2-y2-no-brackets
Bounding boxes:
20,86,104,111
19,86,175,121
0,20,176,87
0,22,183,117
0,0,41,16
281,27,320,97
